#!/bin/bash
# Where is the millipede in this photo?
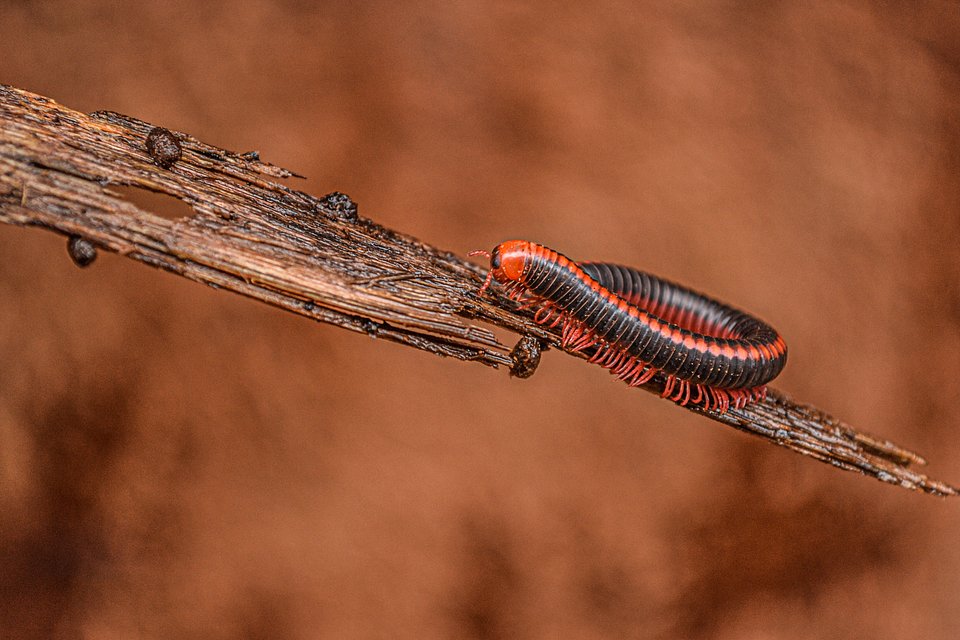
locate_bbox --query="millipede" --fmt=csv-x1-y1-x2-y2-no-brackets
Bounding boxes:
470,240,787,413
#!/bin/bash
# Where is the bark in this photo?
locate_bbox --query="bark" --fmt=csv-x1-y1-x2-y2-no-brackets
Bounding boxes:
1,85,955,496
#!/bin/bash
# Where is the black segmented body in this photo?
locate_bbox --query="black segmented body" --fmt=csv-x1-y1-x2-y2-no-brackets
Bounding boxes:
476,241,787,411
578,262,786,388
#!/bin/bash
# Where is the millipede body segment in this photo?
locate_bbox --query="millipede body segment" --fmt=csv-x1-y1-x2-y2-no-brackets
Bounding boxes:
472,240,787,412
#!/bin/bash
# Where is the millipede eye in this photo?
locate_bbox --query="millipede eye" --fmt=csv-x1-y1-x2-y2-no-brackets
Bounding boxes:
491,250,501,269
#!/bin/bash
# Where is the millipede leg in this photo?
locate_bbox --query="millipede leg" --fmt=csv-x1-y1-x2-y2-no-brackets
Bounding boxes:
631,365,658,387
661,375,676,399
690,383,704,407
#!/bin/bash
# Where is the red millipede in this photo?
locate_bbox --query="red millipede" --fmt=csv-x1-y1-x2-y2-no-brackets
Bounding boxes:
470,241,787,413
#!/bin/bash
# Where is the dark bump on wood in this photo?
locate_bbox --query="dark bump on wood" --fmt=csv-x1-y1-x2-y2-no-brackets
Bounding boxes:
509,335,542,379
145,127,182,169
319,191,359,221
67,235,97,268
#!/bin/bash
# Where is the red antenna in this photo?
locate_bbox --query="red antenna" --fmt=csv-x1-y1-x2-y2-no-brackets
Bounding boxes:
468,250,494,295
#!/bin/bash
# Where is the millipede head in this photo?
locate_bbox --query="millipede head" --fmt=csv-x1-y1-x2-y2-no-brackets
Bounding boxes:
469,241,531,296
489,240,529,282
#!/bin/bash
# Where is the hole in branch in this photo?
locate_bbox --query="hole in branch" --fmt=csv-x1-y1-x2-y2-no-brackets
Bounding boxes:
113,185,195,221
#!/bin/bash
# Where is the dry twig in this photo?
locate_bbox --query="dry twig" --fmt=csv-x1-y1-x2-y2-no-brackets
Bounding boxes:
1,85,955,496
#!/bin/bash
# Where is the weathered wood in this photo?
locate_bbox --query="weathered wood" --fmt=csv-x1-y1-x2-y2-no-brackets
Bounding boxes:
1,85,955,496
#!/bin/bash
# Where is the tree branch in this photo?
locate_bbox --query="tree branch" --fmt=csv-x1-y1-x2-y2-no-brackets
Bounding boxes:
1,85,955,496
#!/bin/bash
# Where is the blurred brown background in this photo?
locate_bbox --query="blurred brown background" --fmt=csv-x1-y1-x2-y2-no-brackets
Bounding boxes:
2,1,959,638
